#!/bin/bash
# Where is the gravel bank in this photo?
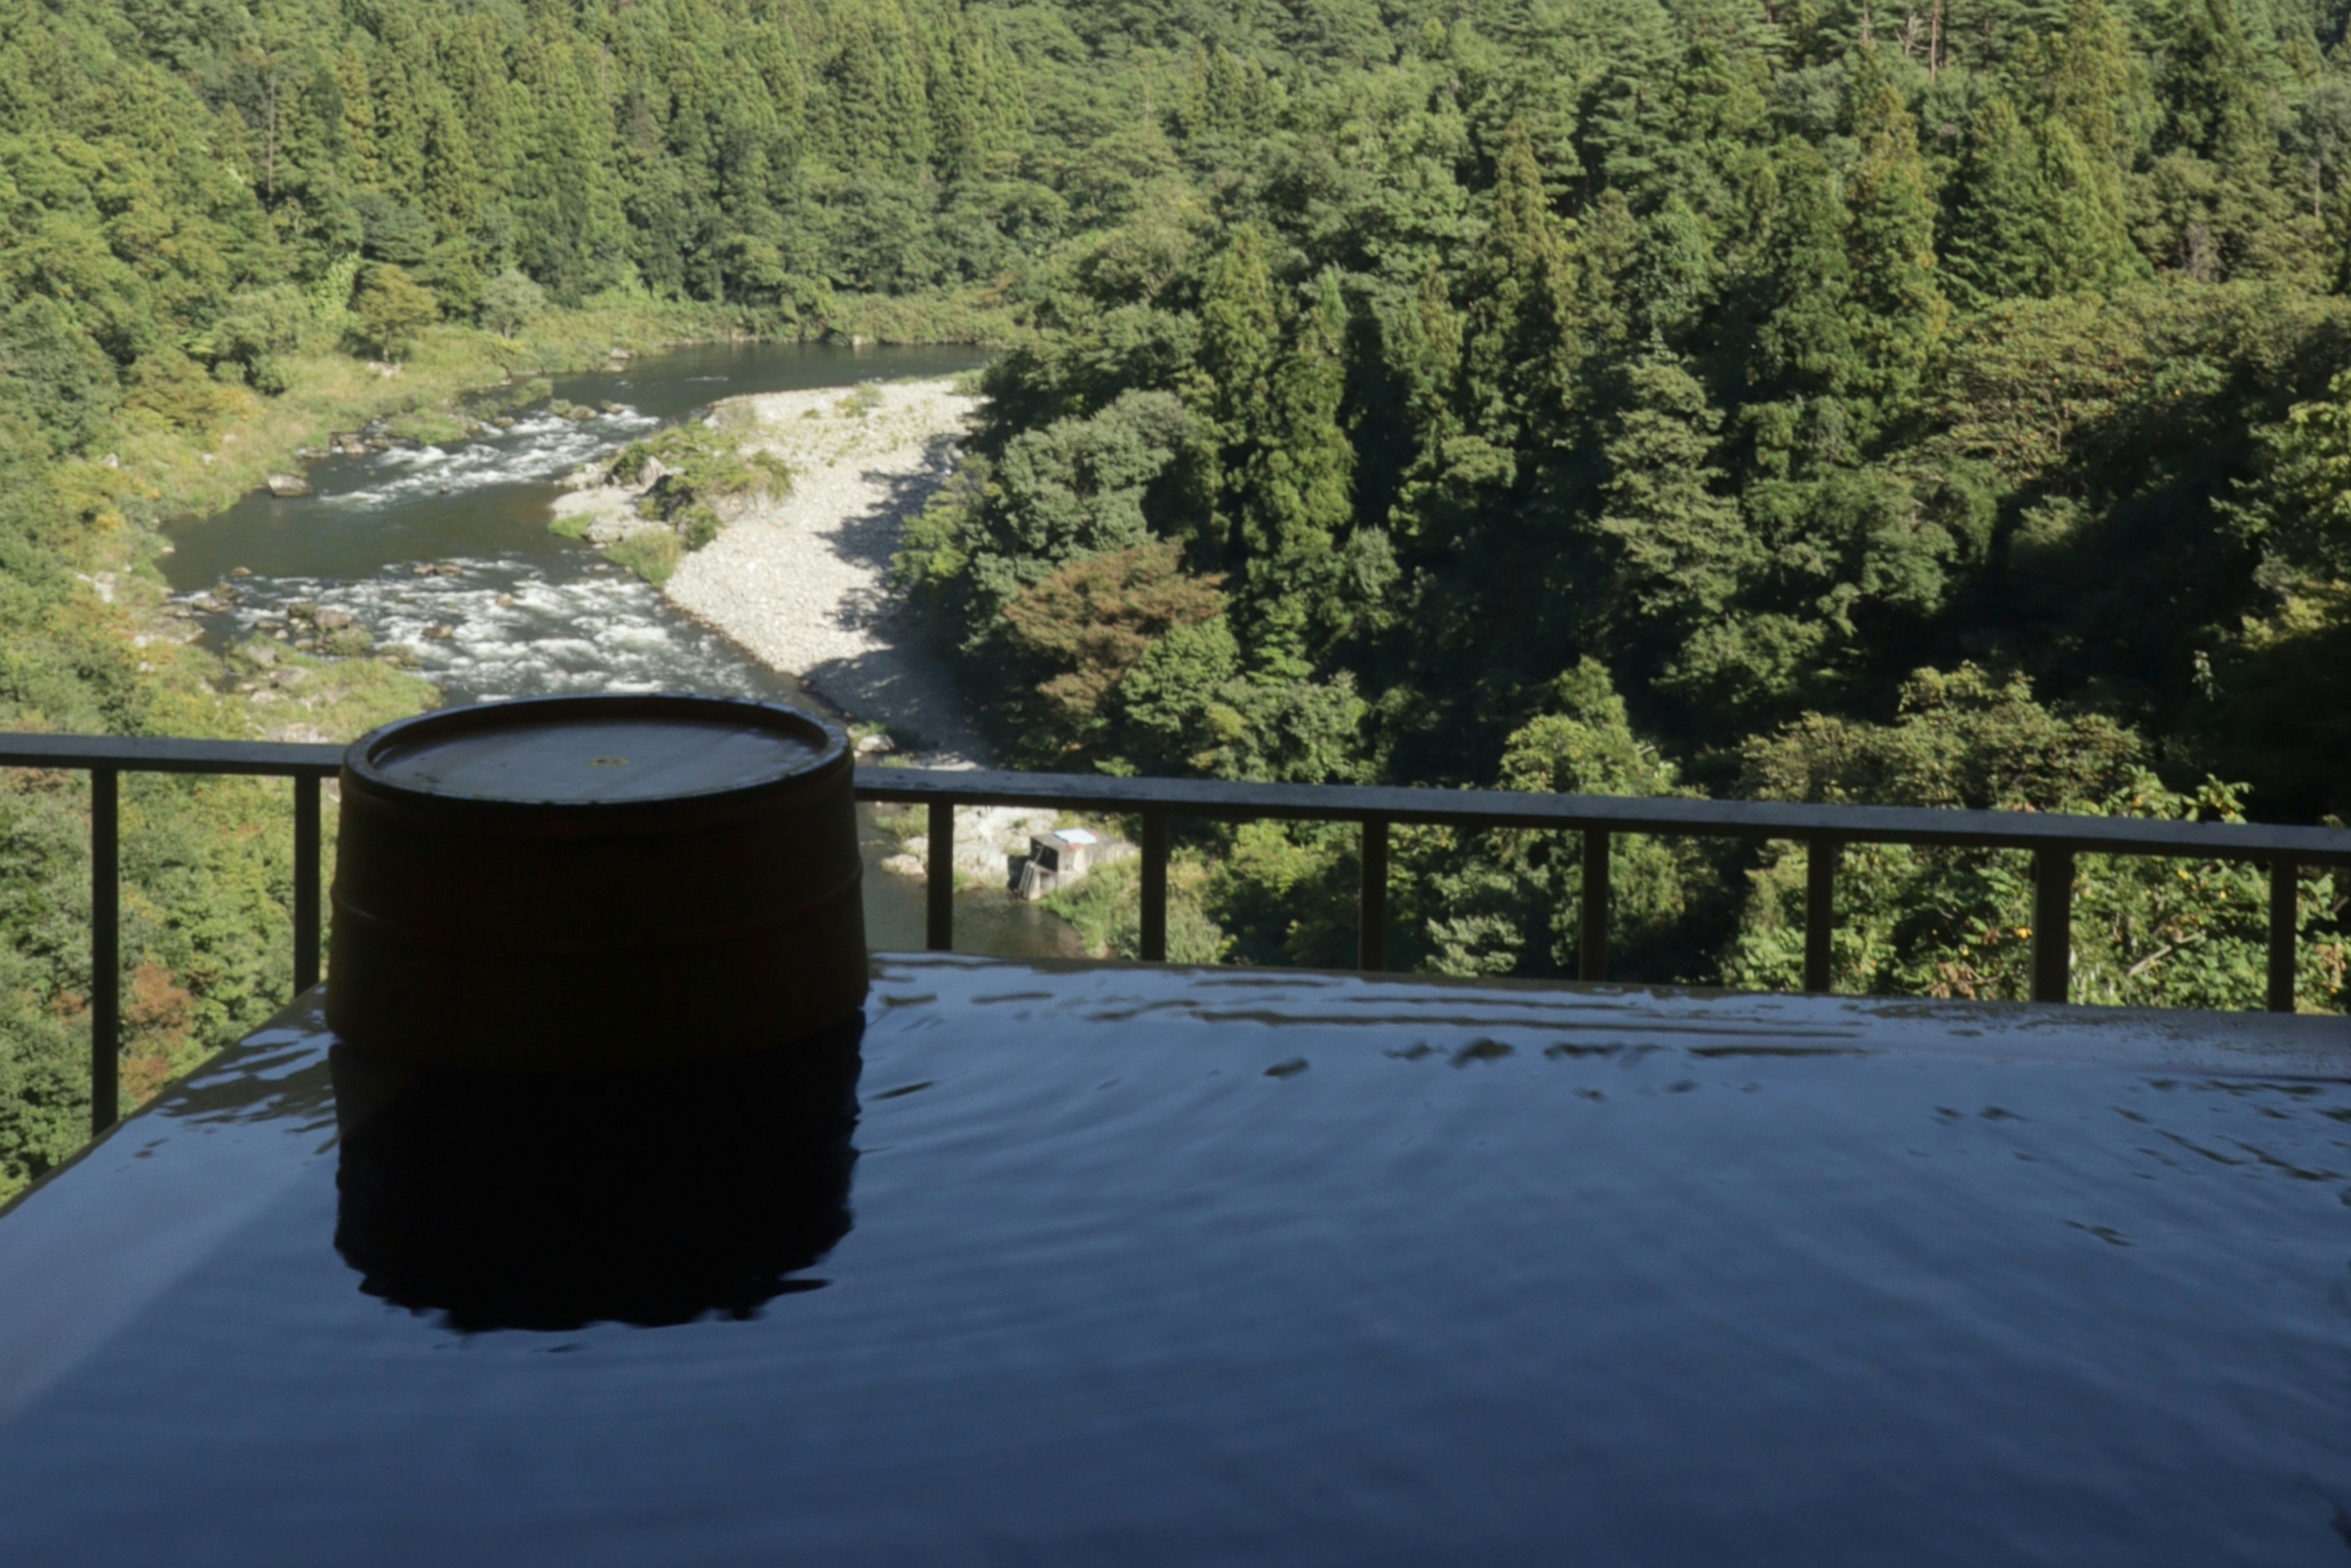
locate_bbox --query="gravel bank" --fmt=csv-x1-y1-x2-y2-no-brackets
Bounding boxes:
662,377,986,761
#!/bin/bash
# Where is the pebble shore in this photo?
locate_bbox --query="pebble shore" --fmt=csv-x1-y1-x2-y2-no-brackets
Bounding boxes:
660,378,986,761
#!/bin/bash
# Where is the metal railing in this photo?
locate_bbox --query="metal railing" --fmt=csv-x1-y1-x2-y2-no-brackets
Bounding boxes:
1,736,339,1135
8,734,2351,1134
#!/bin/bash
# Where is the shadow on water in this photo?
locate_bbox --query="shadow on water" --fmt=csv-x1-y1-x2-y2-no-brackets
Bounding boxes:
331,1016,864,1332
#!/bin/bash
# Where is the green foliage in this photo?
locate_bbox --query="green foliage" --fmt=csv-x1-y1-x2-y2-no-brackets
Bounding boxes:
478,269,547,337
1723,668,2344,1010
1461,119,1575,450
921,388,1199,650
2228,366,2351,583
0,298,119,456
1043,853,1229,964
606,420,790,553
1002,539,1226,752
205,286,313,395
607,528,683,585
1594,339,1753,637
1946,92,2140,308
350,264,437,361
844,6,2351,988
1394,660,1720,981
1235,269,1352,675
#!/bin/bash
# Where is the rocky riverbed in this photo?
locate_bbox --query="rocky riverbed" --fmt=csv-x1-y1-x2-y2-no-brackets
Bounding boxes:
553,375,1081,877
658,377,988,761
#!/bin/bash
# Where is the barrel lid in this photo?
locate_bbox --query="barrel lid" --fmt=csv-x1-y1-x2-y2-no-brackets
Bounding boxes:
345,695,845,808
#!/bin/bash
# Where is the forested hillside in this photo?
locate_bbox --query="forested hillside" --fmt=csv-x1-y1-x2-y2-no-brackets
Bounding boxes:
891,0,2351,994
9,0,2351,1194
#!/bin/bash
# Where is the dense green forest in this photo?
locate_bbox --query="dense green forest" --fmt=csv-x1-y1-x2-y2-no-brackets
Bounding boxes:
9,0,2351,1195
898,0,2351,995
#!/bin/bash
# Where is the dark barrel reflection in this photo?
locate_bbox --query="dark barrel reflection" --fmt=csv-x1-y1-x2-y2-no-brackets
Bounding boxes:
331,1018,861,1331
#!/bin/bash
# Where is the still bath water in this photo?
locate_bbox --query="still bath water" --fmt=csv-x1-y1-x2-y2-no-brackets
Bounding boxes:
163,341,1080,958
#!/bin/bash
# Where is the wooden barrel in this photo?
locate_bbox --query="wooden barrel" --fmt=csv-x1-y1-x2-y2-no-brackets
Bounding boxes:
326,694,865,1072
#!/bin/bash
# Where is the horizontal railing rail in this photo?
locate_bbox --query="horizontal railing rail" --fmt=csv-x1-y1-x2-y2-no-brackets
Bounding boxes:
868,767,2349,1013
6,733,2347,1135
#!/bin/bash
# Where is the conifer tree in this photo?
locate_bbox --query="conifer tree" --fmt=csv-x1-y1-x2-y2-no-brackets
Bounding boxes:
2034,118,2140,294
1842,51,1947,410
827,4,932,171
1382,257,1464,454
1239,270,1353,677
1596,336,1753,633
1194,225,1278,441
1565,187,1641,361
2153,0,2297,276
1946,97,2050,306
1463,119,1574,448
511,26,628,299
332,45,377,189
444,17,515,212
1633,193,1711,337
1750,140,1854,467
1374,257,1466,555
369,28,427,204
2046,0,2148,174
1190,222,1280,557
2161,0,2265,163
930,10,1026,177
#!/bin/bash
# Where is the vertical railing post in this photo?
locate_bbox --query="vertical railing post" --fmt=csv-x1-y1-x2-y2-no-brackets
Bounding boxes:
90,767,119,1135
1804,838,1836,995
1138,811,1169,962
2267,858,2298,1014
1359,817,1389,973
1579,828,1610,983
926,800,954,952
2031,847,2073,1005
293,773,321,996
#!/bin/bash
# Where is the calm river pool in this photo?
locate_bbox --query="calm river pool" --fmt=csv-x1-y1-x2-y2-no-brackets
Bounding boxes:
164,341,1082,959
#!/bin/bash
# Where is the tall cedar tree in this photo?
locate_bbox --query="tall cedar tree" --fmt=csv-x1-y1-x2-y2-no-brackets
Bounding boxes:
1239,270,1354,677
1595,337,1753,639
1841,51,1946,415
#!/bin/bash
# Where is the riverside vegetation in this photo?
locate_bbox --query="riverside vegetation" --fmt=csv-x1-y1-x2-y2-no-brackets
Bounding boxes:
7,0,2351,1195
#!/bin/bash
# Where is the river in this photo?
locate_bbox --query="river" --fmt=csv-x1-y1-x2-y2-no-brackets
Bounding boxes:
163,341,1085,959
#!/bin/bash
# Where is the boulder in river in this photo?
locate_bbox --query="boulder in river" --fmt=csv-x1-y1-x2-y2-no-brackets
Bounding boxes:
266,473,313,498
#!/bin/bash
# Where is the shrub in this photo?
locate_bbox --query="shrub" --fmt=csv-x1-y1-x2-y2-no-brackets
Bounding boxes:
479,269,548,337
207,285,311,392
350,265,439,361
607,530,683,584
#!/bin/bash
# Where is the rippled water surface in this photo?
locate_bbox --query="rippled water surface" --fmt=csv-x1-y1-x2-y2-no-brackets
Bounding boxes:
2,962,2347,1565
